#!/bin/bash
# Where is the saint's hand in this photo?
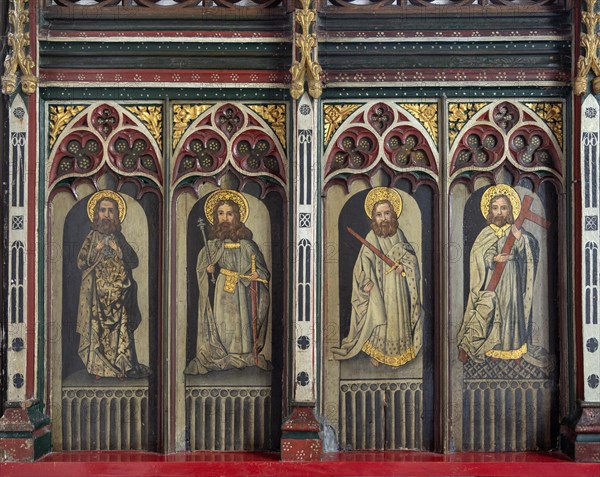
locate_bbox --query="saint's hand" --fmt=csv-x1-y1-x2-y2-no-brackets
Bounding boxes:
363,280,374,293
511,224,522,240
493,253,510,263
108,240,118,251
248,271,259,281
395,263,405,275
207,264,215,274
95,241,105,252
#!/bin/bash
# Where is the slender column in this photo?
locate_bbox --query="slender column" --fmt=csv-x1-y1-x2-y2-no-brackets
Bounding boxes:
281,93,322,461
0,0,50,462
5,94,28,405
292,93,318,406
560,0,600,462
561,94,600,462
581,95,600,407
281,0,323,461
0,90,50,464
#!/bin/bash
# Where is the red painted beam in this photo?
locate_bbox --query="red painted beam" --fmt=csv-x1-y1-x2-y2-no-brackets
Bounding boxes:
1,452,599,477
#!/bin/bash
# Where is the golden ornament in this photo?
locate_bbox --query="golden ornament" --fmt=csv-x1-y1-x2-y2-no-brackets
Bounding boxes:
204,189,249,225
87,190,127,223
480,184,522,220
364,187,403,218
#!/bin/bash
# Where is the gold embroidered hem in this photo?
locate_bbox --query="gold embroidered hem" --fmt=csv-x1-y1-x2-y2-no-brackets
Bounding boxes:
362,341,416,367
224,242,241,249
485,343,527,360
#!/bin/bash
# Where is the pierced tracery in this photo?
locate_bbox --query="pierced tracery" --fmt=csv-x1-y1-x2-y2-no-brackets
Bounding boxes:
172,102,287,186
323,101,439,187
449,101,563,180
48,102,163,187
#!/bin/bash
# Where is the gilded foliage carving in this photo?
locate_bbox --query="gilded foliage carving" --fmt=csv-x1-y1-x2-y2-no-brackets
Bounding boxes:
575,0,600,95
323,104,361,146
172,104,211,150
126,106,163,150
48,105,87,149
400,103,438,145
290,0,323,99
525,103,563,149
448,103,488,146
248,105,287,148
1,0,37,95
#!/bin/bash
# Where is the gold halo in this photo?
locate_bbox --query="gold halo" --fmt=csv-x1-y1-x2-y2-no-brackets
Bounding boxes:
204,189,249,225
86,190,127,223
480,184,522,220
364,187,403,218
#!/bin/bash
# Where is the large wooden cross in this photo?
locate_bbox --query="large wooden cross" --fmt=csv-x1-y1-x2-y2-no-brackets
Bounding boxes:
485,195,551,292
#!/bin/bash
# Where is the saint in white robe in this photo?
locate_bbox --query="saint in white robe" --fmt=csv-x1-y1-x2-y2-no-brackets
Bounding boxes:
186,238,271,374
332,229,423,367
457,224,540,363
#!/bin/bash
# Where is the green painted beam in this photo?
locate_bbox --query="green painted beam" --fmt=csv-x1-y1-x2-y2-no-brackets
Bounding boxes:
40,87,290,101
318,11,571,32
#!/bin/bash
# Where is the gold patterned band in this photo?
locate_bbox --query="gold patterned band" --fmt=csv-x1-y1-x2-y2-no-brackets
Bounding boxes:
361,341,416,367
485,343,528,360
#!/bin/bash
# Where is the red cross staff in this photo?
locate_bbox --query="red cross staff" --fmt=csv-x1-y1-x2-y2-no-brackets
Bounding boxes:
485,195,551,293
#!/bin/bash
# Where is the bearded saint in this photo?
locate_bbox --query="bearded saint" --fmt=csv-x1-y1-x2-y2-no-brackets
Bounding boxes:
457,193,540,364
332,198,423,367
76,194,147,378
185,197,271,374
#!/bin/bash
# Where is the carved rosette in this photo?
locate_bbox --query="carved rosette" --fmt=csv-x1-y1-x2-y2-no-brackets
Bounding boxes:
327,128,378,172
48,103,163,187
177,132,227,175
233,132,282,175
172,102,287,186
323,101,439,185
452,126,504,173
383,127,435,170
449,101,563,180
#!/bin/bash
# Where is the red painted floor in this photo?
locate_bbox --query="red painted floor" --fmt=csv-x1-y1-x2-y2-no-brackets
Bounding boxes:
1,451,599,477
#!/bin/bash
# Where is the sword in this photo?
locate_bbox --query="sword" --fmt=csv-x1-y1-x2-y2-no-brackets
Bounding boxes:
250,254,259,366
197,218,216,284
346,226,403,275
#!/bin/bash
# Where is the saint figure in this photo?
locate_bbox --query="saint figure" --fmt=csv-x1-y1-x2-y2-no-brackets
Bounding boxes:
457,185,540,364
332,187,423,367
186,190,271,374
76,190,148,378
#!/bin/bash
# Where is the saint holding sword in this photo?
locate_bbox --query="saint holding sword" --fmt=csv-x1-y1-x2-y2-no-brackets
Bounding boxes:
185,189,271,375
